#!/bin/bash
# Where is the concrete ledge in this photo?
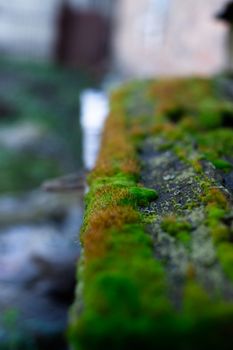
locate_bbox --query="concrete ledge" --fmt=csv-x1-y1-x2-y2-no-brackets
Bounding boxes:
69,78,233,350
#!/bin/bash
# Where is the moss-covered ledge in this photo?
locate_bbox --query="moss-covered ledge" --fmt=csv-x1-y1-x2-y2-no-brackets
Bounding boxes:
69,78,233,350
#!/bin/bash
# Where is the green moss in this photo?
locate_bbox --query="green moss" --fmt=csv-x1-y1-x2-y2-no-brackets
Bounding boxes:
197,98,223,129
197,129,233,158
89,175,157,207
126,187,158,206
217,243,233,281
70,77,233,350
211,224,229,243
69,88,170,350
183,281,211,314
177,231,191,245
161,216,192,239
207,205,226,221
210,158,233,171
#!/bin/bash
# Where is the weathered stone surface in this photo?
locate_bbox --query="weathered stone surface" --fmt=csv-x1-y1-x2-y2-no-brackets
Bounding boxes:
140,136,233,304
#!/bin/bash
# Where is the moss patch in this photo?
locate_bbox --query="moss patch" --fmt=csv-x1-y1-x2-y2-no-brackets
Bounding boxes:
69,78,233,350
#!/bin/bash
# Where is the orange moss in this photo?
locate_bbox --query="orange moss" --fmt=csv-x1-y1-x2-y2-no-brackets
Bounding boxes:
91,111,139,180
83,205,139,260
149,78,211,117
83,227,108,260
121,158,140,175
204,188,229,209
190,159,203,173
88,205,139,232
95,185,129,204
186,263,197,280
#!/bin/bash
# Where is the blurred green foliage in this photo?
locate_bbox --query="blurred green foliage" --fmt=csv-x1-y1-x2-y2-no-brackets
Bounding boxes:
0,58,95,193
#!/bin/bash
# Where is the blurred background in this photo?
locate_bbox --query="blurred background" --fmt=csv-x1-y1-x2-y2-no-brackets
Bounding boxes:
0,0,231,75
0,0,232,349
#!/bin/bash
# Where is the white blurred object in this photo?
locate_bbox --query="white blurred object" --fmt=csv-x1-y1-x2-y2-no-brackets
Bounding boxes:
80,89,109,170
